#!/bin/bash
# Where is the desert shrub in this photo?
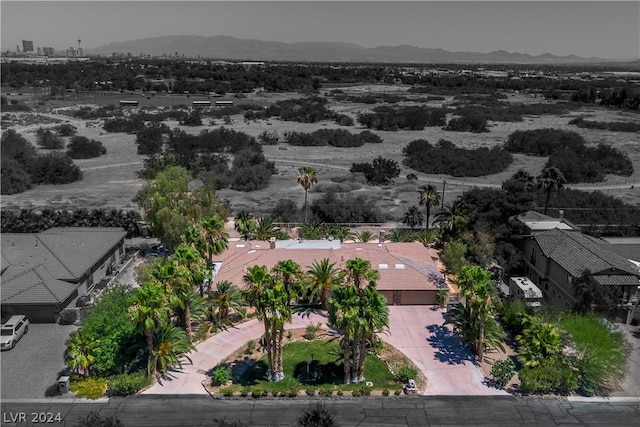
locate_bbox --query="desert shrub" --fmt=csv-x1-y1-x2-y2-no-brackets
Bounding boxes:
240,388,249,397
318,386,334,396
439,240,468,275
287,387,299,397
336,389,344,396
270,199,301,222
251,389,261,398
314,181,362,193
1,158,33,195
546,144,633,183
36,128,65,149
264,97,335,123
181,109,203,126
445,113,488,132
305,387,315,396
258,130,279,145
70,377,108,400
136,122,170,155
75,105,121,120
491,359,516,388
245,340,256,354
394,389,401,396
350,156,400,185
66,136,105,159
297,402,338,427
212,365,232,386
311,192,384,223
303,323,322,340
107,371,150,396
357,106,446,130
569,117,640,133
403,139,512,177
395,365,418,383
504,129,585,155
382,389,390,396
55,123,78,136
335,114,354,126
29,152,82,184
221,387,234,397
351,388,361,397
519,359,579,395
74,411,123,427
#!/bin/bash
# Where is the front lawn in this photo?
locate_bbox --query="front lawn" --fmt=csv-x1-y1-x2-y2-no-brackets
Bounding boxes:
214,339,403,395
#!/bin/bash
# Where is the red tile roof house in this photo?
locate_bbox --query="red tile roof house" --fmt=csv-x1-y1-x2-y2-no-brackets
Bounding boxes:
1,228,127,323
211,239,446,305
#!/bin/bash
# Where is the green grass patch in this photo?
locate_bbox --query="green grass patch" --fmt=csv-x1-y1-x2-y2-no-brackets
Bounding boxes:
219,339,401,394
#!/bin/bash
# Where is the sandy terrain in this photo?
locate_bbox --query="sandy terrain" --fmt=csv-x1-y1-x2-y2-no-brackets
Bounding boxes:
2,87,639,214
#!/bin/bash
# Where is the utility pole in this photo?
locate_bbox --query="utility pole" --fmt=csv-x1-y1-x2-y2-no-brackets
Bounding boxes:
441,180,446,208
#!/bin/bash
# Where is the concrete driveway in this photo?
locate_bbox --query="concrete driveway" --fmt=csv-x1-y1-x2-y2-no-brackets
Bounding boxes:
1,323,77,399
384,306,507,395
145,306,505,396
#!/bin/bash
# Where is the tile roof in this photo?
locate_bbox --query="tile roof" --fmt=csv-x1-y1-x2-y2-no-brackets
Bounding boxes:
534,229,640,278
595,275,640,286
2,228,127,281
213,241,443,292
1,264,80,305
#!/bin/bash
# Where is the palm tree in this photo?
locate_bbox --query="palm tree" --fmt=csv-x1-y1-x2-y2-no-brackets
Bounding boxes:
208,280,245,325
129,281,167,378
354,284,389,383
389,228,414,242
261,282,292,381
345,258,379,290
65,331,99,376
327,225,353,242
149,324,196,378
272,259,303,303
298,221,326,239
516,322,562,368
297,166,318,222
434,200,468,239
403,206,424,230
253,216,279,240
172,243,208,337
536,166,567,215
234,210,254,241
418,185,441,229
328,284,360,384
354,230,374,243
511,169,536,191
307,258,341,310
243,265,275,379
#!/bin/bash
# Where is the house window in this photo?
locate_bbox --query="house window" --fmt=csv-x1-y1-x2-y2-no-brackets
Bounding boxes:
565,273,572,286
524,264,531,277
530,248,537,266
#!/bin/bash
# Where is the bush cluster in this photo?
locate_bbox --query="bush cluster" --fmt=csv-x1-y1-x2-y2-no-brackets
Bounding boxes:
35,128,65,149
504,128,585,155
107,371,150,396
350,156,400,185
211,365,232,386
444,113,489,132
357,106,447,131
70,377,108,400
66,136,106,159
284,129,382,148
403,139,512,177
569,117,640,133
311,192,384,223
74,105,122,120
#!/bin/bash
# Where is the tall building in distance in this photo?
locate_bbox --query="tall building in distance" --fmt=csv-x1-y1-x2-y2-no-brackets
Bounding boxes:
22,40,34,52
43,47,55,56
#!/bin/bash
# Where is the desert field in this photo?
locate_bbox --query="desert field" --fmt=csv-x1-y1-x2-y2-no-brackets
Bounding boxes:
2,86,639,218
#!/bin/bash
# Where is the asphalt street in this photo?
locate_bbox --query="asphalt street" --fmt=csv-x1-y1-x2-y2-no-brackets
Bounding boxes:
2,395,640,427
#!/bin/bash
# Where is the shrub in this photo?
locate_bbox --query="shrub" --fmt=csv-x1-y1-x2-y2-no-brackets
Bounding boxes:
305,387,315,396
358,386,371,396
221,387,234,397
55,123,78,137
303,323,322,340
297,402,338,427
336,389,343,396
245,340,256,355
70,377,108,400
382,389,390,396
288,387,299,397
350,156,400,185
107,371,150,396
36,128,65,149
240,388,249,397
395,365,418,383
29,152,82,184
251,389,261,398
394,389,401,396
518,359,579,395
491,359,516,388
351,389,361,397
318,386,334,396
211,365,232,386
66,136,105,159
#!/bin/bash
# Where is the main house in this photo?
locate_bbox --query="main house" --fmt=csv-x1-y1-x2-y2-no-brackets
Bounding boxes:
1,227,127,323
211,239,445,305
514,211,640,320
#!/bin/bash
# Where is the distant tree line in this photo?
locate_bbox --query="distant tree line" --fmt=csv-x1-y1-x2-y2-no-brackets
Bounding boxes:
0,207,142,236
1,130,82,195
357,106,447,131
403,139,513,177
505,129,633,182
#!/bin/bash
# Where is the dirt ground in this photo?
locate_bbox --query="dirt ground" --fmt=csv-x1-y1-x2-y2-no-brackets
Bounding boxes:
2,86,639,213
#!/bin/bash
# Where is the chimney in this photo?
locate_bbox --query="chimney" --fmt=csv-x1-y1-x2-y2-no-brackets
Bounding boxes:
558,210,564,220
269,237,276,249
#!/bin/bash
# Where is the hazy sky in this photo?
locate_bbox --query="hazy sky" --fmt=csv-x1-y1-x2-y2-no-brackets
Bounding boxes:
2,1,639,59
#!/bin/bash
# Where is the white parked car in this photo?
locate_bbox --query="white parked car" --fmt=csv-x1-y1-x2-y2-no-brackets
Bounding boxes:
1,315,29,350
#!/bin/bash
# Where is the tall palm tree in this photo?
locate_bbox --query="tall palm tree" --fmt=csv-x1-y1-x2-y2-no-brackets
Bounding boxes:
354,284,389,383
208,280,245,325
403,206,424,230
128,281,167,378
434,200,468,239
234,210,254,241
261,282,292,381
345,258,379,290
511,169,536,191
536,166,567,215
307,258,341,310
297,166,318,222
243,266,275,379
328,284,361,385
253,216,279,241
172,243,208,337
418,185,441,230
272,259,303,303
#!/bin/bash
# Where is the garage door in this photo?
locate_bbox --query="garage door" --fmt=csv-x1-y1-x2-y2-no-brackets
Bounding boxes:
379,291,394,305
399,290,437,305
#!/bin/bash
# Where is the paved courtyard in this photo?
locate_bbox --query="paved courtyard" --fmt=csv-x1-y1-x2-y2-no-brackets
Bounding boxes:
144,306,505,396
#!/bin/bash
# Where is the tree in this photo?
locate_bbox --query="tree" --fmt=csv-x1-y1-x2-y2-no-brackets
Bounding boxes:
434,200,468,240
272,259,303,303
537,166,567,215
455,264,501,362
208,280,245,325
350,156,400,185
418,185,441,229
403,206,424,230
234,210,254,240
573,270,622,316
328,283,360,384
149,324,195,378
36,128,65,149
184,215,229,294
297,166,318,222
65,331,99,376
171,243,208,337
517,322,563,368
128,281,167,378
307,258,341,310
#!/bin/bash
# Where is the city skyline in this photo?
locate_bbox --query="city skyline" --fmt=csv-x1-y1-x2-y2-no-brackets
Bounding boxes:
1,1,639,60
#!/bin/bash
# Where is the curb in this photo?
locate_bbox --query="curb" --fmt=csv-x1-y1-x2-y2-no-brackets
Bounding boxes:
1,398,110,404
567,396,640,404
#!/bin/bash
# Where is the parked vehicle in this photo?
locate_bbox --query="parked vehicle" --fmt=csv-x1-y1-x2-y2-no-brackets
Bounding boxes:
0,315,29,350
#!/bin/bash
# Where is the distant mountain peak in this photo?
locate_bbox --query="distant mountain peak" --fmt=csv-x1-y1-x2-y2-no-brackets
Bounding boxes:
89,35,614,64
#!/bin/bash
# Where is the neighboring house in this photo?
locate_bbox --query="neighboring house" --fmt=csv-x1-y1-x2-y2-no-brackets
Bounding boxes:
514,212,640,317
1,228,127,323
212,239,445,305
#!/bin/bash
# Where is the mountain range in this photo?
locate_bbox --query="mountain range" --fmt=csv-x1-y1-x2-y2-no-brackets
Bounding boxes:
88,35,619,64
